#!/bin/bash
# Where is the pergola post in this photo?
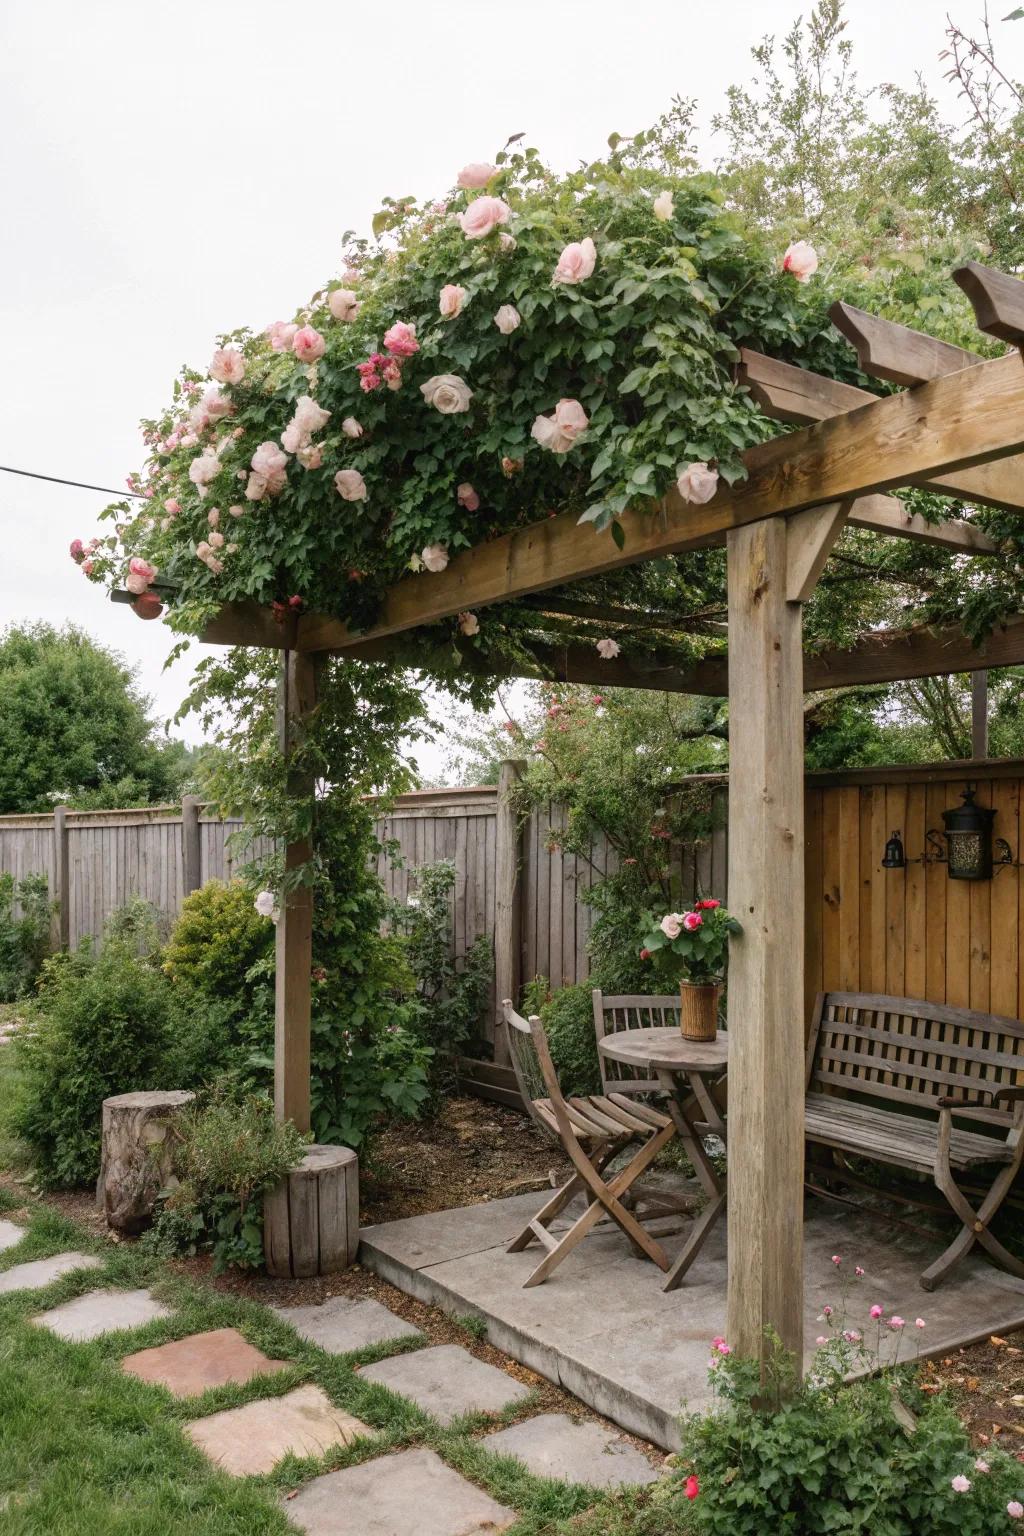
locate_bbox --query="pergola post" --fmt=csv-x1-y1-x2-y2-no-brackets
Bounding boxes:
725,516,807,1378
493,758,526,1066
275,649,317,1132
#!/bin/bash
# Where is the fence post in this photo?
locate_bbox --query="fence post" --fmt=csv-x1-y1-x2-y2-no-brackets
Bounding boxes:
493,759,526,1065
181,796,202,896
53,805,70,951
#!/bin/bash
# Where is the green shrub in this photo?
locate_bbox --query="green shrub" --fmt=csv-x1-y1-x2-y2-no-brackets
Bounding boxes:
397,860,493,1079
144,1094,308,1271
0,872,52,1001
12,939,173,1186
521,978,602,1097
163,880,272,1001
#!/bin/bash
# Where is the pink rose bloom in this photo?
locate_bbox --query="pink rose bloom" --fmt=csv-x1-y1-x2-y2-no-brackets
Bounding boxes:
420,374,473,413
328,288,359,321
252,441,288,476
208,529,225,549
297,444,323,469
81,558,94,575
951,1476,971,1494
831,1255,842,1266
782,240,818,282
870,1305,883,1319
843,1330,862,1343
457,162,497,189
383,321,419,357
458,195,511,239
682,911,703,931
334,468,367,501
816,1336,828,1347
421,543,449,573
532,398,589,455
164,498,181,515
267,321,299,351
188,451,220,490
660,913,683,940
382,358,403,390
975,1459,990,1474
457,483,480,511
494,304,521,334
439,284,467,319
207,508,220,528
292,325,326,362
201,386,231,422
595,637,620,659
553,236,596,285
228,504,245,517
499,232,517,253
855,1266,865,1277
888,1315,906,1330
209,347,245,384
676,462,719,505
245,471,268,501
69,538,84,562
341,416,363,439
1009,1502,1024,1519
914,1318,926,1328
711,1337,731,1356
125,572,148,595
458,611,480,636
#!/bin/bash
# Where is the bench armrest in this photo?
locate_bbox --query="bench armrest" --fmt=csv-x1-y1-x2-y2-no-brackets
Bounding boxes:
937,1087,1024,1110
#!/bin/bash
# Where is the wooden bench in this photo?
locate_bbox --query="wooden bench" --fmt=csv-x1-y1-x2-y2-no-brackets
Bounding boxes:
806,991,1024,1289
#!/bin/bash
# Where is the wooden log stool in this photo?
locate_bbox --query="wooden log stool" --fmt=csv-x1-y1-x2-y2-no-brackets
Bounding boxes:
263,1144,359,1278
97,1089,196,1233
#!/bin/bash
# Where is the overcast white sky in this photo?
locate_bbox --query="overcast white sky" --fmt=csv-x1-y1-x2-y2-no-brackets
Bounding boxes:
0,0,1014,777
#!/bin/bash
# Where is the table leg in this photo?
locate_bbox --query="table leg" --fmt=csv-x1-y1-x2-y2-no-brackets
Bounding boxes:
656,1066,727,1290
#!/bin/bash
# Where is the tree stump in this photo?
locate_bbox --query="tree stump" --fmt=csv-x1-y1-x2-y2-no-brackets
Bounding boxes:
97,1090,195,1233
263,1145,359,1278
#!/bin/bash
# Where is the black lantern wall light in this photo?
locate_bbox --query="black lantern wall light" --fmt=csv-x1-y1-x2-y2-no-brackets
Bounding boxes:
882,785,1023,882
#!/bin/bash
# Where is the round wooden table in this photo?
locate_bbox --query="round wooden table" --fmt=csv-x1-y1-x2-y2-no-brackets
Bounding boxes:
597,1027,729,1290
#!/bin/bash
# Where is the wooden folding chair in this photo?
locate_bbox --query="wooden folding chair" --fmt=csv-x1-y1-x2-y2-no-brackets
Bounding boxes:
502,999,679,1287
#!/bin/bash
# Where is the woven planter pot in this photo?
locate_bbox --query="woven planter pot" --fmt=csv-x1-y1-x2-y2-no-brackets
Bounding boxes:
679,981,721,1042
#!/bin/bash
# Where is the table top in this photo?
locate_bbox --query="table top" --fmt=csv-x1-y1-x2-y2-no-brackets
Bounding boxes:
597,1027,729,1073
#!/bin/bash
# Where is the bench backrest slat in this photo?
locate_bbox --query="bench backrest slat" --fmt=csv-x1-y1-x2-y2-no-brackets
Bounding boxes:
807,991,1024,1130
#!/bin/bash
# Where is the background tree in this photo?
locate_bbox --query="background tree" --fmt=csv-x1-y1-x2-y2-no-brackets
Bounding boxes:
0,622,193,813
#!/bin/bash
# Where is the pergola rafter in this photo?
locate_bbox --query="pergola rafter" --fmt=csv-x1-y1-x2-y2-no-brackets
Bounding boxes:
125,261,1024,1379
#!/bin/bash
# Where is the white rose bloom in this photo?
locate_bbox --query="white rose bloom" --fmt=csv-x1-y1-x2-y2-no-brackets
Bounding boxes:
254,890,276,918
421,543,450,573
494,304,521,335
653,189,674,221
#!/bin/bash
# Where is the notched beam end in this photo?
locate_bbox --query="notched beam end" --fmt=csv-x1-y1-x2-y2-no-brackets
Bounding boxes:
829,299,980,387
954,261,1024,348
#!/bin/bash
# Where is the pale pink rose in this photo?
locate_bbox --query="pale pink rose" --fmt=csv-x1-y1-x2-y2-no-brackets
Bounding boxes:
228,504,244,517
207,508,220,528
382,358,403,390
328,288,359,321
554,399,588,438
660,913,683,940
494,304,521,335
532,398,588,454
125,572,148,595
252,440,289,476
281,421,304,454
334,468,367,501
129,557,156,581
457,162,497,189
682,911,703,931
383,320,419,357
208,529,225,549
267,321,299,351
653,190,674,221
209,346,245,384
297,444,323,469
595,637,620,659
245,471,268,501
975,1459,990,1474
164,498,181,515
292,325,326,362
206,555,224,574
188,451,220,489
341,416,363,439
458,195,511,239
293,395,331,436
201,386,232,422
676,462,719,505
498,232,517,253
914,1318,926,1328
421,543,449,572
458,611,480,636
1009,1502,1024,1519
782,240,818,282
553,236,596,284
457,482,480,511
196,539,210,558
439,284,467,319
420,374,473,414
951,1476,971,1494
81,559,94,575
888,1315,905,1330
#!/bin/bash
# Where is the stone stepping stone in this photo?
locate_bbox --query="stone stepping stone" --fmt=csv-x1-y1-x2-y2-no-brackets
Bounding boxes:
121,1326,289,1398
186,1383,370,1476
483,1412,659,1488
283,1445,516,1535
0,1251,102,1295
359,1343,529,1426
32,1287,172,1342
0,1219,24,1254
271,1295,422,1355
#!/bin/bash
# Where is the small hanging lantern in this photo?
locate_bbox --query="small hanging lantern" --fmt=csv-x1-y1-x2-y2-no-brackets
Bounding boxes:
941,785,997,881
882,830,906,869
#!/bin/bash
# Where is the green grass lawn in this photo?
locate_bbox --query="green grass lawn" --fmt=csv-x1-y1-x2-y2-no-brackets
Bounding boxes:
0,1178,694,1535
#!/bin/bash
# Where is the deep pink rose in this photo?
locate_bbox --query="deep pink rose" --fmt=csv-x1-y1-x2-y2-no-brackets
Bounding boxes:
383,321,419,357
682,911,703,931
458,196,511,239
69,539,84,563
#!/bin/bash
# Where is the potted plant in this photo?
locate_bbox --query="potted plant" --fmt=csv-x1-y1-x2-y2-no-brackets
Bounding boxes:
641,900,741,1041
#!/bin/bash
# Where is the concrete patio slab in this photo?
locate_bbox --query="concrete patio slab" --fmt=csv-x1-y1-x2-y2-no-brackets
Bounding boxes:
186,1384,370,1476
32,1287,172,1342
121,1326,289,1397
0,1251,102,1294
0,1219,24,1254
360,1189,1024,1449
358,1342,530,1425
282,1445,516,1535
272,1295,422,1354
483,1412,660,1487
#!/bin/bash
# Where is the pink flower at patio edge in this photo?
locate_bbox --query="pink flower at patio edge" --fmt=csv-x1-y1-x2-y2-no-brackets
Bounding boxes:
1008,1501,1024,1518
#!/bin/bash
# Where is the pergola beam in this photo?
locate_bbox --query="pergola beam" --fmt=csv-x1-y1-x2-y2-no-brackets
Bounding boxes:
828,299,981,385
955,261,1024,348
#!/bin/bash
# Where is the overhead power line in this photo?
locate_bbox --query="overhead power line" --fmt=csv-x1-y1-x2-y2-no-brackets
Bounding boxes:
0,463,146,500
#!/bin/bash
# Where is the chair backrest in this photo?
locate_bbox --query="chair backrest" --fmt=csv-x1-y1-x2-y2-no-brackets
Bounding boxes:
592,990,681,1096
502,999,572,1139
806,990,1024,1131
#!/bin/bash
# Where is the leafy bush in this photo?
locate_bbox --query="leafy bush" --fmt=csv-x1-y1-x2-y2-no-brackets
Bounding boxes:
398,860,493,1076
522,978,601,1098
0,872,52,1002
12,938,173,1186
145,1094,308,1271
163,880,272,1002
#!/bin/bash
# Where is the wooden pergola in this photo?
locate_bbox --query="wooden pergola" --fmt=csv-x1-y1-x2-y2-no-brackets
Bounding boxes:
146,260,1024,1373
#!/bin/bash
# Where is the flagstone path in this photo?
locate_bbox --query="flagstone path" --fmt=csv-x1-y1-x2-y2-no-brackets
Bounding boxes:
1,1219,665,1535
